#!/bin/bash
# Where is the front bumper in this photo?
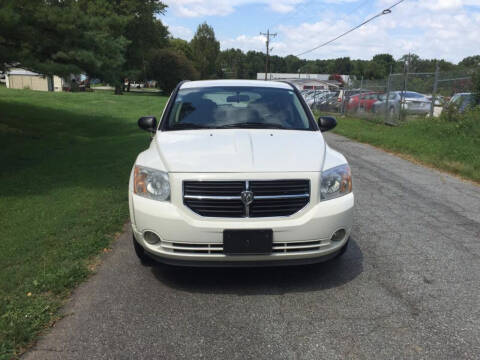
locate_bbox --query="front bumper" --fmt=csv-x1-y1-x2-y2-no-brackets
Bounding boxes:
130,182,354,265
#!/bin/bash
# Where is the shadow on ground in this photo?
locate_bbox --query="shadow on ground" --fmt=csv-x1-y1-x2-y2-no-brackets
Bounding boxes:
151,238,363,295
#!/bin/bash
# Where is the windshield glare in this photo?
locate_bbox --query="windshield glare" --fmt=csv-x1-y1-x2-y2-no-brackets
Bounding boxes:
165,87,313,130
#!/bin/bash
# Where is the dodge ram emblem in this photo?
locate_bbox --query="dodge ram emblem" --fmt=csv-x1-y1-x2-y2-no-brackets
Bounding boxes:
241,190,254,206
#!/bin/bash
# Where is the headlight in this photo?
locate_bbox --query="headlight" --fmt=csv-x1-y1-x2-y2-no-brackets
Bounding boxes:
320,164,352,201
134,166,170,201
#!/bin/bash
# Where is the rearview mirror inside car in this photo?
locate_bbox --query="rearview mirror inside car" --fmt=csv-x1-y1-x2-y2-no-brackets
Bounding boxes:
317,116,337,132
226,94,250,102
138,116,157,133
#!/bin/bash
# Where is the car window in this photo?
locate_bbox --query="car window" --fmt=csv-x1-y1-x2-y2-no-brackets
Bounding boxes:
406,92,423,98
165,86,313,131
450,94,462,104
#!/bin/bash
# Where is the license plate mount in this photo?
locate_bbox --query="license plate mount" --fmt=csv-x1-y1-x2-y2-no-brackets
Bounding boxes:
223,230,273,255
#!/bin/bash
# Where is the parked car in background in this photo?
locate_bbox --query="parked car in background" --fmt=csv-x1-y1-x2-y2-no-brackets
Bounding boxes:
372,91,431,116
346,94,361,112
360,92,382,112
347,92,381,113
372,92,400,116
338,88,366,105
303,90,328,107
400,91,431,115
313,91,340,111
448,93,477,113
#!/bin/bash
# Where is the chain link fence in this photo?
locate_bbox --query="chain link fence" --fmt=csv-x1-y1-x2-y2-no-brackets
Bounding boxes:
306,69,475,125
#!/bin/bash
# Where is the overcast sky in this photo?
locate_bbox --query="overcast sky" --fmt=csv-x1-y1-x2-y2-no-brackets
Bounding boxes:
162,0,480,64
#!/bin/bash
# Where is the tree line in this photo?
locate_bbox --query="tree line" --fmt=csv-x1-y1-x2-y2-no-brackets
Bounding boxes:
1,1,479,94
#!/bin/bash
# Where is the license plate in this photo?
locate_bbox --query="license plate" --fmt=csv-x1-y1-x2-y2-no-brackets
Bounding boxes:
223,230,273,255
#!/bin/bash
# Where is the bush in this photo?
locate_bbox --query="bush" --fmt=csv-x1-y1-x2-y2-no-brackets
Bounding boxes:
439,105,480,137
473,69,480,104
148,49,199,94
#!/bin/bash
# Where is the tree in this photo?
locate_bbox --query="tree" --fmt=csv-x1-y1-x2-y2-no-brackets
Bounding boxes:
284,55,304,73
244,51,265,79
217,48,246,78
331,57,353,75
0,0,169,94
0,0,128,84
169,38,194,60
459,55,480,68
472,69,480,104
148,48,198,93
372,54,395,76
190,23,220,79
110,0,169,93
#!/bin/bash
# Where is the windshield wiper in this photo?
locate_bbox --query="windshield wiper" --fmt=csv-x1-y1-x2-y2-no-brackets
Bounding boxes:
169,122,212,130
216,122,287,129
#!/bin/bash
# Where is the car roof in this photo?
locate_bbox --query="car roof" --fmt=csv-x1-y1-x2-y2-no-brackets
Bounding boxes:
180,79,293,90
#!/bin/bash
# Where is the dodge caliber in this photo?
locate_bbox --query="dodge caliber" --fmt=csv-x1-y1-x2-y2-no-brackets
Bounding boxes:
129,80,354,266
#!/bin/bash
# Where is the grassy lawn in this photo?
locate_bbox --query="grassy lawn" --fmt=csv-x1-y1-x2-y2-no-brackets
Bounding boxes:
0,87,167,359
328,114,480,183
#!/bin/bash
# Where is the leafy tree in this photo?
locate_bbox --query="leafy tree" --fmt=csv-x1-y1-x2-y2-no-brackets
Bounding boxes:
0,0,169,94
372,54,395,76
190,23,220,79
269,55,287,74
472,69,480,104
459,55,480,68
331,57,353,75
148,48,198,93
0,0,128,84
314,59,330,74
284,55,304,73
169,38,194,60
217,48,246,78
244,51,265,79
110,0,169,93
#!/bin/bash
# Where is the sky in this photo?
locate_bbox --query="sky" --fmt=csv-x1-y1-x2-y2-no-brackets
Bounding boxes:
162,0,480,64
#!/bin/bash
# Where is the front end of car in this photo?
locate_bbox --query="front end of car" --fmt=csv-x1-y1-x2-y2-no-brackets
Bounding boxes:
129,162,354,266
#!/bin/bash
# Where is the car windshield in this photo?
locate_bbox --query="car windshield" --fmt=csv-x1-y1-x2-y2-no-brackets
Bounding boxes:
451,93,473,105
165,86,313,131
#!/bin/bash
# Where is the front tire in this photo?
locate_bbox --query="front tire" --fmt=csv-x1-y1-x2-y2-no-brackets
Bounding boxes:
133,235,154,265
334,237,350,258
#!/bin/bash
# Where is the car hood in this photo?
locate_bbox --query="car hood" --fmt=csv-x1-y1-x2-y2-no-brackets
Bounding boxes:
155,129,325,173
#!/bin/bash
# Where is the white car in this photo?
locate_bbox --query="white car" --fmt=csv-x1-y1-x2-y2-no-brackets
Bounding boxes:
129,80,354,266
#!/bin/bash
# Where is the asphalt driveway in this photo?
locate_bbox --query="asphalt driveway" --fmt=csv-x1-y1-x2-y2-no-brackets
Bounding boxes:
24,133,480,359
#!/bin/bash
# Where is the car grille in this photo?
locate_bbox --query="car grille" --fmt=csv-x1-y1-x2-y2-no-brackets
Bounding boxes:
183,180,310,218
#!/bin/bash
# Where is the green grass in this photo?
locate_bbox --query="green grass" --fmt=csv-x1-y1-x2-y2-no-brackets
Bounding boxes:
328,113,480,183
0,87,167,359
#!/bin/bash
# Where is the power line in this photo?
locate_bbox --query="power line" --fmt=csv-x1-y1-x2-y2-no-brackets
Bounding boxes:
260,29,277,80
294,0,406,57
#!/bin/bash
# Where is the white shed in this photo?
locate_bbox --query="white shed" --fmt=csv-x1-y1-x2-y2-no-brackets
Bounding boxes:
6,68,66,92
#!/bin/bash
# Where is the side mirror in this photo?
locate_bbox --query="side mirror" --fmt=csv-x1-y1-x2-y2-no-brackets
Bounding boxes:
317,116,337,132
138,116,157,133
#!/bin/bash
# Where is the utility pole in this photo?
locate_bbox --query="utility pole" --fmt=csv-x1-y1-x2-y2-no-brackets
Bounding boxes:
260,29,277,80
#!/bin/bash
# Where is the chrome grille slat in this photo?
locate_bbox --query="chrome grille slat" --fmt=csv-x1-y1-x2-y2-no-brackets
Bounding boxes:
159,240,327,256
183,179,310,218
